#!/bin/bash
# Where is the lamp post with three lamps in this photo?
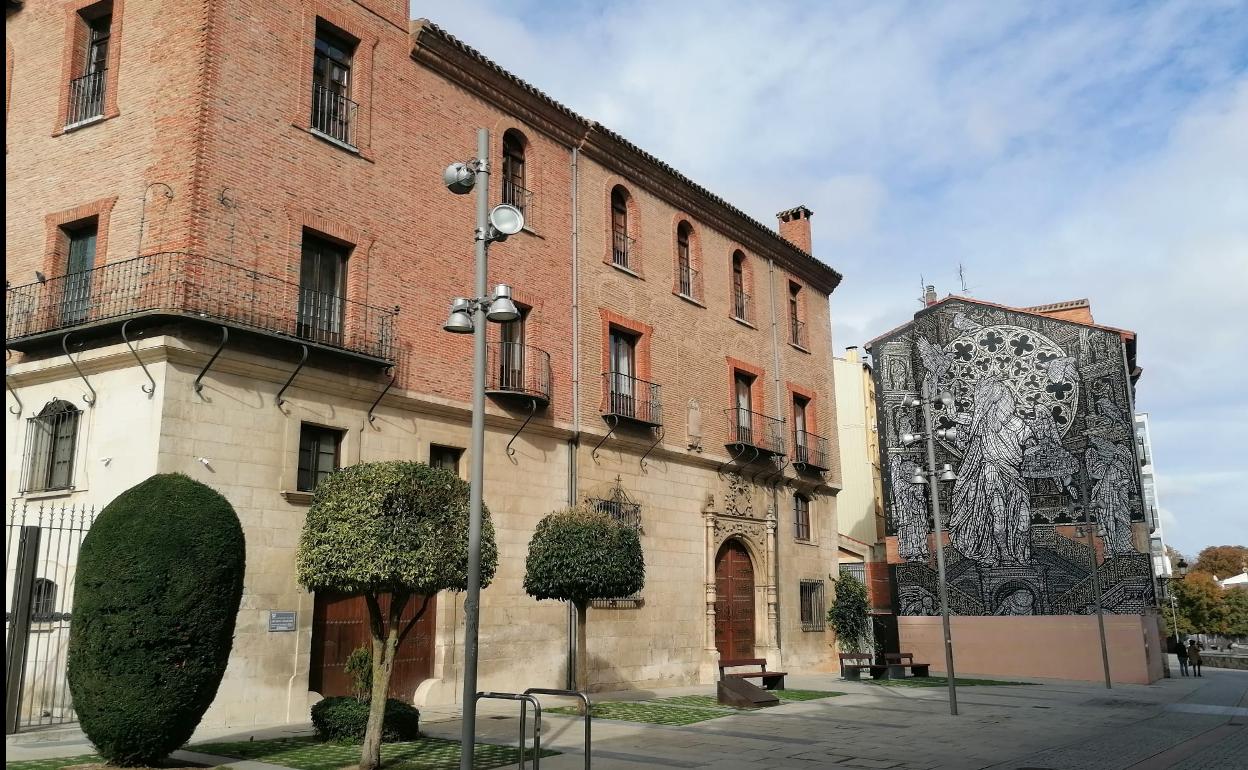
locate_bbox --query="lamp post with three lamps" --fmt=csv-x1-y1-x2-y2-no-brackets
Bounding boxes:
901,390,961,716
1162,557,1190,655
439,128,525,770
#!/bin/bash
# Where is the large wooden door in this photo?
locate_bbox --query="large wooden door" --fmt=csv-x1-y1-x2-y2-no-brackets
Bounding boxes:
715,540,755,659
309,592,435,701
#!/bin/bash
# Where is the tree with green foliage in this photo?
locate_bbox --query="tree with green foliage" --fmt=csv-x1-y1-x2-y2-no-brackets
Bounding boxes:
827,573,870,655
524,505,644,695
296,461,496,770
1224,587,1248,638
67,474,245,766
1171,571,1230,636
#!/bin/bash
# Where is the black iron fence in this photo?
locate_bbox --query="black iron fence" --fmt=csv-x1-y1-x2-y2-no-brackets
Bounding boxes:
601,372,662,427
5,501,96,734
486,342,551,403
725,408,785,455
5,252,397,362
612,230,634,270
733,290,751,323
311,84,357,146
65,70,106,127
792,429,831,471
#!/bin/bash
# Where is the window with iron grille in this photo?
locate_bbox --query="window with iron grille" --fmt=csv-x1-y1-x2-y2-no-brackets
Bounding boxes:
31,578,58,623
502,130,530,222
298,231,349,345
611,186,632,269
311,22,357,145
66,4,111,126
676,221,695,298
297,424,342,492
21,399,81,493
800,579,826,631
794,493,813,541
588,478,643,606
839,561,866,585
429,444,464,475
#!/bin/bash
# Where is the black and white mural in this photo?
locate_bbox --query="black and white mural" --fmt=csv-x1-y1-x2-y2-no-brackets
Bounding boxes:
867,298,1154,617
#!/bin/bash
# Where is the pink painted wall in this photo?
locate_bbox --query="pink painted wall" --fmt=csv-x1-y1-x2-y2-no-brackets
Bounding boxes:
899,614,1164,685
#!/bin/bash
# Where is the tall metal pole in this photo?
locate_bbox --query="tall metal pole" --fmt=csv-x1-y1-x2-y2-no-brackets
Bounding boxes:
460,127,490,770
920,399,958,716
1078,474,1113,689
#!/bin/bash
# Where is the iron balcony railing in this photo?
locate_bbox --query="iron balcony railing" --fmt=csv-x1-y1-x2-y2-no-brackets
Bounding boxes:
612,230,635,271
678,262,700,299
790,317,808,348
502,179,533,227
485,342,551,404
792,429,831,471
5,252,397,363
724,408,785,456
311,84,357,146
733,290,751,323
601,372,662,427
66,70,106,127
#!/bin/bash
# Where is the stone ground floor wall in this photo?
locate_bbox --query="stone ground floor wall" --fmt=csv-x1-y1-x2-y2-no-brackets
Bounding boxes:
6,337,842,730
899,613,1165,685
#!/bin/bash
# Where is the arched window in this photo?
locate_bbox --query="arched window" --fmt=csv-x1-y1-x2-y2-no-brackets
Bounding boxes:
676,221,696,298
502,130,528,217
610,186,632,269
731,251,749,321
21,399,80,493
794,493,811,541
31,578,58,622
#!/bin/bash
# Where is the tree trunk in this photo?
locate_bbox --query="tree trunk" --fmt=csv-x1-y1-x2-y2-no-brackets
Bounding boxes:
575,601,588,713
360,593,407,770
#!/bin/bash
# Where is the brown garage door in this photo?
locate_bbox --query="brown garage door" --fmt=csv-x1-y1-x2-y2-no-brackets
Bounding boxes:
309,591,436,701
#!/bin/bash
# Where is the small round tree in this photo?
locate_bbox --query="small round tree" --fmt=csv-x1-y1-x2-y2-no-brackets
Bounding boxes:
67,473,246,766
297,462,497,770
523,505,645,695
828,573,871,657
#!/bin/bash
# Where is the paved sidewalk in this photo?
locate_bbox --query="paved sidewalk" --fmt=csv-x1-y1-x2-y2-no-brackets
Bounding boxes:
7,663,1246,769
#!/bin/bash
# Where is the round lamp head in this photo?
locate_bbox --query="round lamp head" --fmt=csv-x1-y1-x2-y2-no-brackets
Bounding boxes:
939,463,958,482
443,297,474,334
489,204,525,236
486,284,520,323
443,162,475,195
901,432,919,446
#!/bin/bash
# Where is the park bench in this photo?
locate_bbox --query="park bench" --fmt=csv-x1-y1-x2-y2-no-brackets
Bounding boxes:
719,658,787,690
839,652,888,681
884,652,930,679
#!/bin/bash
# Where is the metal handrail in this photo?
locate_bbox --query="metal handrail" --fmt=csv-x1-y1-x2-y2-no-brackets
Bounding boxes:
311,84,358,146
724,408,785,455
66,69,106,126
476,692,542,770
502,179,533,224
601,372,662,426
486,342,551,402
5,251,397,362
523,688,591,770
792,429,830,470
611,230,634,270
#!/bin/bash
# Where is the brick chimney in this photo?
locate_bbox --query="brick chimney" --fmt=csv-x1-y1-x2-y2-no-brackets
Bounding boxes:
777,206,814,253
924,285,938,306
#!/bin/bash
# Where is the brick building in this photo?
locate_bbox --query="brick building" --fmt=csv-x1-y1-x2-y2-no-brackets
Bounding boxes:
5,0,844,729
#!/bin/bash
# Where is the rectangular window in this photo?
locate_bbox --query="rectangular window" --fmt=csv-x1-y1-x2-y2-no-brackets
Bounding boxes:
799,580,825,631
298,232,349,345
793,396,809,463
608,328,638,417
497,311,527,391
67,5,110,125
732,254,748,320
61,222,98,325
734,371,754,443
429,444,463,475
794,494,811,541
311,23,356,144
297,424,342,492
22,401,81,493
611,190,630,268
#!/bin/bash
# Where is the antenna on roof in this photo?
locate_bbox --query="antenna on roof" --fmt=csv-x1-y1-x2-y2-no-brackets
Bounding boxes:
918,274,927,308
958,263,971,295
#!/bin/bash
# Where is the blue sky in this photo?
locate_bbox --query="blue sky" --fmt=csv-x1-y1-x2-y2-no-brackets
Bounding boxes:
418,0,1248,558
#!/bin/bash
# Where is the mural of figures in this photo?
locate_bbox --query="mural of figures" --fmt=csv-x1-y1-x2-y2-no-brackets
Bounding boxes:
868,298,1152,617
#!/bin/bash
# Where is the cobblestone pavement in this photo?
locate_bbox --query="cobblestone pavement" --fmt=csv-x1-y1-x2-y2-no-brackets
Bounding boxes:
7,660,1245,770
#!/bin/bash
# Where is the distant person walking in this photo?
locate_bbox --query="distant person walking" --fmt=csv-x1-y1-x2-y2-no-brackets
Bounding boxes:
1175,639,1189,676
1188,640,1202,677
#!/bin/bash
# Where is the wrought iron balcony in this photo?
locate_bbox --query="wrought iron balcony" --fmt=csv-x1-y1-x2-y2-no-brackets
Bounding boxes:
733,290,751,323
792,429,831,471
5,252,397,364
724,408,785,457
790,317,808,348
311,84,357,146
601,372,662,427
501,179,533,226
66,70,106,127
612,230,635,271
485,342,551,406
678,263,700,300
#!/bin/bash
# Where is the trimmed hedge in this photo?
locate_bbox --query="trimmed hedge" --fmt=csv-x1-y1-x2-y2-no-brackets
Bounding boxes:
67,474,246,766
311,697,421,743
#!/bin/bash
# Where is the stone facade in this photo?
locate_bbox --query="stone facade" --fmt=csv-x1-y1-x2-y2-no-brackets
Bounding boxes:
5,1,843,729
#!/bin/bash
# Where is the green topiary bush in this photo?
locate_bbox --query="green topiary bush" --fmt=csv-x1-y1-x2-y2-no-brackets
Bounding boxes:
67,473,246,766
311,697,420,743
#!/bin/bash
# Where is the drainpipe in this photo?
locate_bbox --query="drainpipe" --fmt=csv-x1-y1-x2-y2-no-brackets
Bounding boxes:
767,257,784,656
566,141,584,690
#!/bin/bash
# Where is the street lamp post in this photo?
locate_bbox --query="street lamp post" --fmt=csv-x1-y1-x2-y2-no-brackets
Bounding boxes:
1074,473,1113,689
902,391,960,716
440,128,525,770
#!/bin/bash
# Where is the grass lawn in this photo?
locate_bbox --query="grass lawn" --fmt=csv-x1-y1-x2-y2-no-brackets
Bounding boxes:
548,689,845,725
869,676,1034,687
190,735,554,770
5,756,104,770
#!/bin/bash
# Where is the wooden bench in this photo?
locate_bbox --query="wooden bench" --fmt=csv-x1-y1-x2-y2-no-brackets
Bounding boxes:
839,652,888,681
884,652,930,679
719,658,787,690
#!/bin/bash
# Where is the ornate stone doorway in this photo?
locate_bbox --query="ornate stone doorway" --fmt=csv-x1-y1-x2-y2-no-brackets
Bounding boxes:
715,539,756,659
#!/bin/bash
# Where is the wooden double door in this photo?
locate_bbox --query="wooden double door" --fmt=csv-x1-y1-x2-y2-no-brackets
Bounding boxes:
309,591,435,701
714,540,756,659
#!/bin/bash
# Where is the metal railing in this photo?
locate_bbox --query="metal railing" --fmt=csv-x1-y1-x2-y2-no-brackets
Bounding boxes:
590,496,641,529
5,252,397,362
612,230,634,270
678,262,700,299
65,70,106,126
311,84,357,146
724,408,785,455
601,371,662,426
486,342,551,403
733,290,751,323
792,429,831,470
790,317,808,348
502,179,533,226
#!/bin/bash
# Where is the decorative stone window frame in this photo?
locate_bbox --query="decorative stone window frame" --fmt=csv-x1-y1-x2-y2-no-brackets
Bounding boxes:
53,0,124,136
293,6,377,160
